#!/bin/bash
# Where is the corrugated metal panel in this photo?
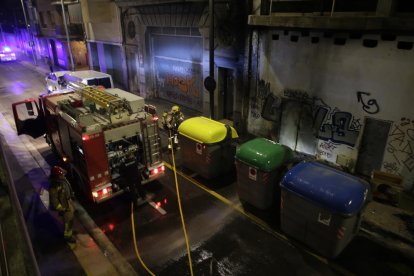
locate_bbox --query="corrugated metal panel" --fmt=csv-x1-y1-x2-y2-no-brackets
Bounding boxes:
152,34,203,110
136,3,205,27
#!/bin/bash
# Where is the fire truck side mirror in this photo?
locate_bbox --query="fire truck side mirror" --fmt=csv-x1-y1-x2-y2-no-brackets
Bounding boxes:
25,102,35,116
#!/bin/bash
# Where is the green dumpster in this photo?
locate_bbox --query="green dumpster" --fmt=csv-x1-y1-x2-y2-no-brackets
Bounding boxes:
235,138,292,209
178,116,238,179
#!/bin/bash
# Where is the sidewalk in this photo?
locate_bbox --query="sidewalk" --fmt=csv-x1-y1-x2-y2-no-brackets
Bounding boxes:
361,200,414,259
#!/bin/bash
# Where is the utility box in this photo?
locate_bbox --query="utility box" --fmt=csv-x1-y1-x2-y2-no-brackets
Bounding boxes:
235,138,292,209
280,161,370,258
178,116,238,179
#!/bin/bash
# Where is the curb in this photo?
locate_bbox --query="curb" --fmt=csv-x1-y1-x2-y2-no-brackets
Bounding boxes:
359,227,414,261
74,201,138,276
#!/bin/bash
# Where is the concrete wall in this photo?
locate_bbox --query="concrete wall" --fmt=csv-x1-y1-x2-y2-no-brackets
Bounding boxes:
81,0,122,44
248,30,414,189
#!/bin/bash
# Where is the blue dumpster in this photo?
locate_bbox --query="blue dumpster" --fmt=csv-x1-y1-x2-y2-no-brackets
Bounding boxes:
280,161,370,258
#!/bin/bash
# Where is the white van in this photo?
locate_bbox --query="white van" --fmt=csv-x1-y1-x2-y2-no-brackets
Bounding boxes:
46,70,114,93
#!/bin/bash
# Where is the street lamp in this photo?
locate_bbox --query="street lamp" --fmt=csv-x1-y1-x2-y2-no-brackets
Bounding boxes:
60,0,75,71
19,0,37,65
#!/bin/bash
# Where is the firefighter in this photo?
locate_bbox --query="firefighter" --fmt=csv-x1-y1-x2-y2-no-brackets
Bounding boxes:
49,166,76,244
120,151,153,206
162,105,184,149
45,56,53,72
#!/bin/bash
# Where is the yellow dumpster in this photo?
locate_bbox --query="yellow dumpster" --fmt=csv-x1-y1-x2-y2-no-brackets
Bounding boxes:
178,116,238,179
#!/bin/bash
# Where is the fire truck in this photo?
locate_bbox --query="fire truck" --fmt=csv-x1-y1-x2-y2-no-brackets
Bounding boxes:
12,78,165,203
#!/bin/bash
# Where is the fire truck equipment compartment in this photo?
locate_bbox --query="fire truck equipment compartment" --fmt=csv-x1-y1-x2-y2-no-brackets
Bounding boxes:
106,88,145,113
178,116,238,179
235,138,292,209
280,161,370,258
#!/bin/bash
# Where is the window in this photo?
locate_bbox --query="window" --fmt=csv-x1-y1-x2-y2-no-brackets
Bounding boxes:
47,11,55,26
39,12,46,28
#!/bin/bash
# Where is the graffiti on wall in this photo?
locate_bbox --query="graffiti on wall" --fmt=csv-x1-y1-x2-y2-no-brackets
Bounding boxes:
383,161,400,175
165,75,200,97
261,94,282,122
249,84,361,150
313,107,361,147
284,89,310,102
250,79,271,119
155,57,202,110
252,87,314,123
387,117,414,172
357,91,380,114
317,140,339,159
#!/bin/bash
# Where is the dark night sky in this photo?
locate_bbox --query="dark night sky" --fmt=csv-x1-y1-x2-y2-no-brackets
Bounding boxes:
0,0,25,31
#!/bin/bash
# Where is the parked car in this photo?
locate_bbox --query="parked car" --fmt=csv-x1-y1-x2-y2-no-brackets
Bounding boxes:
0,46,17,62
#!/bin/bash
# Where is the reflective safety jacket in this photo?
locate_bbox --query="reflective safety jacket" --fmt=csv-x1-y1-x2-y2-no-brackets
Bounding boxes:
49,176,73,212
162,111,184,130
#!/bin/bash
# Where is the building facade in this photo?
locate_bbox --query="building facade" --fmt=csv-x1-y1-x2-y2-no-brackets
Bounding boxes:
116,0,249,127
80,0,128,89
18,0,414,191
26,0,87,70
247,0,414,190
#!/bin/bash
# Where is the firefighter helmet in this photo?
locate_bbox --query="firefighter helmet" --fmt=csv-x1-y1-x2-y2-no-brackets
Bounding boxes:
171,105,180,113
51,166,66,177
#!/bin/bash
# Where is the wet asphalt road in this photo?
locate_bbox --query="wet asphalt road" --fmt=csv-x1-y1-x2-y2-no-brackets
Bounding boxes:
1,56,414,275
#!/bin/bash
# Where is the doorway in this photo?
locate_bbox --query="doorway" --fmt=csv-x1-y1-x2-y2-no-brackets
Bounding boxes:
356,117,392,176
49,39,58,66
218,67,234,120
89,42,100,71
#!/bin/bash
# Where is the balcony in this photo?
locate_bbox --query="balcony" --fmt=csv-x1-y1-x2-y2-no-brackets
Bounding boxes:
55,24,83,39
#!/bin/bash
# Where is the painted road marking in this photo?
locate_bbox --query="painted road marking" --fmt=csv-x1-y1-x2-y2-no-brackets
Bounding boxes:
163,162,291,242
148,201,167,215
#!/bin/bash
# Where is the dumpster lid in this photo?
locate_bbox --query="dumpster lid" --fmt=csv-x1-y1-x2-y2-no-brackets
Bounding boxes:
178,116,238,144
281,162,369,215
236,138,292,172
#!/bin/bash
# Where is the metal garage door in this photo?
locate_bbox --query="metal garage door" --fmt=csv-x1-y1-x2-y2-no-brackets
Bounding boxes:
152,34,203,110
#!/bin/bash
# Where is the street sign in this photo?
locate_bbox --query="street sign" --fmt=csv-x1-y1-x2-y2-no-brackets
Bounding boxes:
204,76,216,92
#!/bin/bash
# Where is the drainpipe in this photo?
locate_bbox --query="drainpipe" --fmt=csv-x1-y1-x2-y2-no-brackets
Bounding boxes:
61,0,75,71
20,0,37,65
0,23,5,44
330,0,336,16
208,0,215,119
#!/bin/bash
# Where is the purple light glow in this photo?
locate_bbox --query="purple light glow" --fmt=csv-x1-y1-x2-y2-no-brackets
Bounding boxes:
3,46,12,52
10,81,29,96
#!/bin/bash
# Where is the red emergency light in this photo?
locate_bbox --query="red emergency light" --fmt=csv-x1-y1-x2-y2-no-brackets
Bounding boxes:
150,165,165,175
92,187,112,199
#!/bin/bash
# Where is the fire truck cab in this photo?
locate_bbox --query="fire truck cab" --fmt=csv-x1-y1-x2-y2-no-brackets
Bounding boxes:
46,70,114,93
12,80,164,203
